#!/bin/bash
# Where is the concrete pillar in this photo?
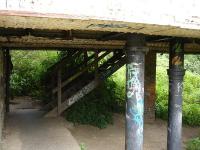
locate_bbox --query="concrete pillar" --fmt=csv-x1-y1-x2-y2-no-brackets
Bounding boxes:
0,50,5,142
167,39,185,150
144,51,156,122
125,35,148,150
5,49,11,113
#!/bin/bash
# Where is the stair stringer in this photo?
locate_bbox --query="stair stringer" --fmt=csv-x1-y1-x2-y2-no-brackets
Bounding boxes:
45,80,98,117
45,54,126,117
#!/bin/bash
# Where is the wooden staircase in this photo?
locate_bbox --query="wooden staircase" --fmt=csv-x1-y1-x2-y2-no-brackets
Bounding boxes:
44,50,126,117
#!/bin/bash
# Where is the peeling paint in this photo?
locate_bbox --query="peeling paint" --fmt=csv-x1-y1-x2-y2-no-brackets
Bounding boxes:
167,41,185,150
126,50,145,150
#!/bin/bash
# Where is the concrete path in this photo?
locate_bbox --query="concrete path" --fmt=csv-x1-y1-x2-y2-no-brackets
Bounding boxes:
2,99,80,150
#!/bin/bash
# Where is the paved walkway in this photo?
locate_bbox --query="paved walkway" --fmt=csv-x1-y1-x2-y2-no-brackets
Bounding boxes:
2,98,80,150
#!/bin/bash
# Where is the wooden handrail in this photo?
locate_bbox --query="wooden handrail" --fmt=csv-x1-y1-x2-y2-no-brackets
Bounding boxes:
45,53,126,117
62,53,96,80
47,51,81,73
52,51,110,93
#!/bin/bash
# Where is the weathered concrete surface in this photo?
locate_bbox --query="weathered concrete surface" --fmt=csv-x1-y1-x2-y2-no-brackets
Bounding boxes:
0,50,5,146
144,51,156,122
2,107,80,150
0,0,200,38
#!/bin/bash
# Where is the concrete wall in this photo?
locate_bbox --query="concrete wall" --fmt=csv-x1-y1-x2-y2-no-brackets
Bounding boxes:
144,51,156,122
0,50,5,144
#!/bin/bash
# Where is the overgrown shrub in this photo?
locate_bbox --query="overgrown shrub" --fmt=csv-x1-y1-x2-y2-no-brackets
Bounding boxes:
10,50,200,128
80,143,87,150
66,56,200,128
65,80,117,129
183,103,200,126
10,50,58,98
156,55,200,126
186,137,200,150
109,66,126,113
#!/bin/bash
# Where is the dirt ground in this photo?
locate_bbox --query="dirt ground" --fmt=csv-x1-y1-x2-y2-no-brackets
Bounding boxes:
3,97,199,150
2,97,80,150
68,113,200,150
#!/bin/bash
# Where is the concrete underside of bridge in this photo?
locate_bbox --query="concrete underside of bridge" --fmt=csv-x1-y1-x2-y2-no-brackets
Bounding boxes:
0,0,200,149
0,0,200,52
0,51,5,142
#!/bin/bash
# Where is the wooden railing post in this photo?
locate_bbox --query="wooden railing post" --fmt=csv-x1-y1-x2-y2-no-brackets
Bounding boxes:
57,68,62,115
84,51,88,67
95,51,99,80
52,51,110,93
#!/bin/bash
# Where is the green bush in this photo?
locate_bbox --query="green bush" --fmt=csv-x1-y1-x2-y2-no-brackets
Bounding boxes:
10,50,58,98
156,66,200,126
186,137,200,150
65,81,115,129
10,50,200,128
183,104,200,126
80,143,87,150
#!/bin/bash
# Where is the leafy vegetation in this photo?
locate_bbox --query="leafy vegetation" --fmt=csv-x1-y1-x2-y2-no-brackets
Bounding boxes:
80,143,87,150
10,50,58,98
65,81,116,129
186,137,200,150
156,54,200,126
10,51,200,128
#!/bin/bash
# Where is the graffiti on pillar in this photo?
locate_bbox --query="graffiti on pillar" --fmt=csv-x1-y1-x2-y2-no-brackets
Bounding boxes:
172,43,183,66
126,63,144,146
127,65,141,99
175,82,183,96
172,56,182,66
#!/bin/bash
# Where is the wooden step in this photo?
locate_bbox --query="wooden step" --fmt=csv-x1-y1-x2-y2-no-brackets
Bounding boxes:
45,80,98,117
45,51,126,117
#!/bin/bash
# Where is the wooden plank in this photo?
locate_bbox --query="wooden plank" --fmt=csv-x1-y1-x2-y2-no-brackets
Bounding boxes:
95,51,99,80
47,51,81,73
45,80,98,117
0,34,200,53
0,36,125,50
84,51,88,68
0,35,200,55
57,68,62,115
67,53,96,77
52,51,110,93
46,52,126,117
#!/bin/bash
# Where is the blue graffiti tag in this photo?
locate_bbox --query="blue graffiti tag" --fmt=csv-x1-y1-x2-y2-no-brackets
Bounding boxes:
126,63,144,145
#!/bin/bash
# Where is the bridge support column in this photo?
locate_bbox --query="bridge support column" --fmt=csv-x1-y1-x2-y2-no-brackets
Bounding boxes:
0,50,5,141
144,51,156,122
4,49,11,113
167,39,185,150
125,35,148,150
